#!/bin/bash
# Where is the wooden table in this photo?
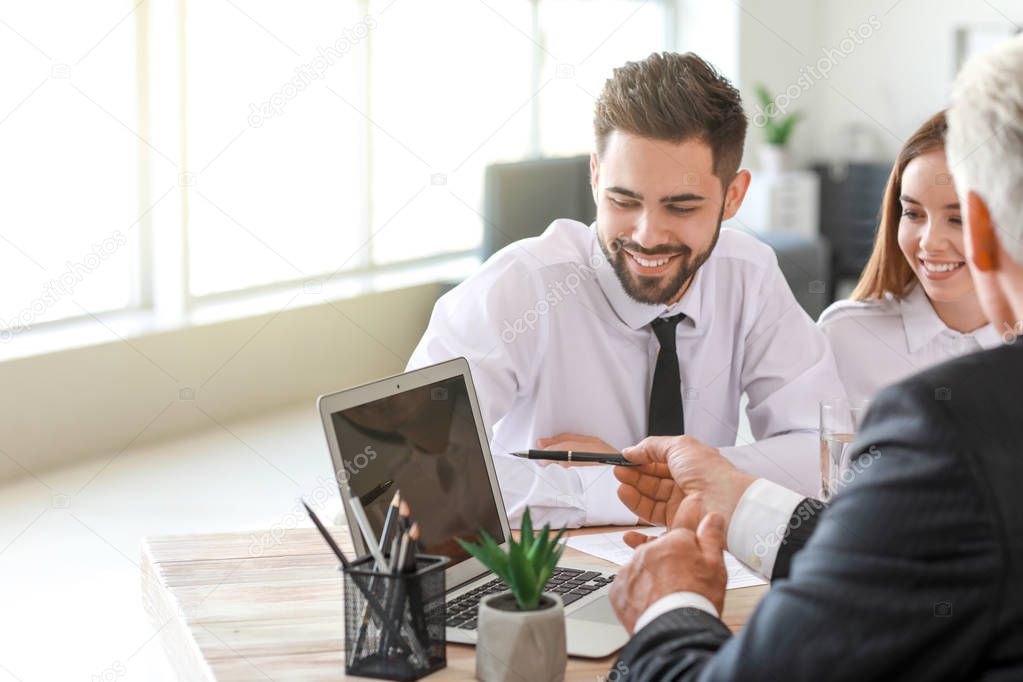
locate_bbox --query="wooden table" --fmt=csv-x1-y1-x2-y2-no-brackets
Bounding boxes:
141,525,768,680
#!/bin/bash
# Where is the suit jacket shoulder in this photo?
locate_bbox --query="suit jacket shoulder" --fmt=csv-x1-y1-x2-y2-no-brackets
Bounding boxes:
615,341,1023,681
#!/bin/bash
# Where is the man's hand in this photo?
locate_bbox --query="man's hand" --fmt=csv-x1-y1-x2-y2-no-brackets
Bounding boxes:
614,435,756,530
536,433,616,467
610,513,728,633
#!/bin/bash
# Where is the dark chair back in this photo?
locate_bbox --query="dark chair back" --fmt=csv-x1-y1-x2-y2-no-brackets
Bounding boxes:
481,155,595,258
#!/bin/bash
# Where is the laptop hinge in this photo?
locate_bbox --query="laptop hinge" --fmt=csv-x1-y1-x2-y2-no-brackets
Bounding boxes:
448,571,494,593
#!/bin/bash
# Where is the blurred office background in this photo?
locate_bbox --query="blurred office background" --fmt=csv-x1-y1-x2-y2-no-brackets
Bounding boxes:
0,1,1020,679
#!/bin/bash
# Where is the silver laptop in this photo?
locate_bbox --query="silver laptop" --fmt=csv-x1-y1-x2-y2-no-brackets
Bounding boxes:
318,357,629,658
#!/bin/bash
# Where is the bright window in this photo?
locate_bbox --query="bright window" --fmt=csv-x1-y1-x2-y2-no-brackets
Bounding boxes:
1,0,673,341
0,2,140,336
537,0,670,156
184,0,366,296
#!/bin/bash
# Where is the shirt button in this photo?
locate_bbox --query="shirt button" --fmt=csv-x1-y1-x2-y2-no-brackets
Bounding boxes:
748,554,762,570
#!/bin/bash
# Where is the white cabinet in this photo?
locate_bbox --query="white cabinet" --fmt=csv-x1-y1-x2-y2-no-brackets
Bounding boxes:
731,170,820,237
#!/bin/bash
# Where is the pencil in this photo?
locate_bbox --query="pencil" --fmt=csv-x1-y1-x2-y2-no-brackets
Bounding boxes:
302,501,350,568
347,495,388,571
303,500,417,659
378,491,401,554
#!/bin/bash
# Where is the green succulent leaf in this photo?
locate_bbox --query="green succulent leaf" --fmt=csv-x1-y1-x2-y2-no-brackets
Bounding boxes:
528,524,550,563
534,559,554,598
507,540,535,609
459,507,567,611
520,507,533,554
457,529,511,583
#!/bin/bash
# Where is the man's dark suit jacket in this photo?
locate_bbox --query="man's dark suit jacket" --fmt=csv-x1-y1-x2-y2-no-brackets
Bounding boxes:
615,340,1023,680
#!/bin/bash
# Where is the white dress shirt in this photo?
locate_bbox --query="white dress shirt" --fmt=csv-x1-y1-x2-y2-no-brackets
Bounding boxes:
818,284,1001,404
408,219,845,528
634,287,1003,632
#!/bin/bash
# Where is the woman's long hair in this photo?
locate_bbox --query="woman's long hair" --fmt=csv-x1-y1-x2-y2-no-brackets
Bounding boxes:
850,111,949,301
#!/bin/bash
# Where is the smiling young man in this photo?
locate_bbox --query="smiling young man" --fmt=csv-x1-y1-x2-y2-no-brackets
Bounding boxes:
606,37,1023,680
407,52,845,527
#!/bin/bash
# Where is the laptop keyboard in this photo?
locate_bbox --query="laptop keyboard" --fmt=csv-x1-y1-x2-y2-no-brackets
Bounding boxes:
445,567,615,630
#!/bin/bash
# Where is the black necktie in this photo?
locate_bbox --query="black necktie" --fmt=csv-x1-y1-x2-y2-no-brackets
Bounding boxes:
647,314,685,436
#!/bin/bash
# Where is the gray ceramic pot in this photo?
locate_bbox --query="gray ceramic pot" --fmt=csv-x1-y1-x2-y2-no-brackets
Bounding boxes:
475,592,566,682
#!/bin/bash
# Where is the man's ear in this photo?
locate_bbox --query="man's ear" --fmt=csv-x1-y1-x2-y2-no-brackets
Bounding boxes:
965,190,999,272
721,169,752,221
589,152,600,203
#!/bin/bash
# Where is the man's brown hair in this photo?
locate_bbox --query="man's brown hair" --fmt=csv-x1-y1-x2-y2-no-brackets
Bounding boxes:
593,51,748,184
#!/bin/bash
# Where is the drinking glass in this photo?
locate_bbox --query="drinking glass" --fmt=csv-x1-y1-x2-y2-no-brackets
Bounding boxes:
819,398,870,500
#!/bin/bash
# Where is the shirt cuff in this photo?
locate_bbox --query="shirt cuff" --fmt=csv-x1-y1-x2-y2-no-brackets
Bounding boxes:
633,592,719,633
727,478,804,579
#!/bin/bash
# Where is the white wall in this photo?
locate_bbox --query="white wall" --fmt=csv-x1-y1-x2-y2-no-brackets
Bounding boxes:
676,0,740,82
734,0,1023,167
812,0,1023,160
734,0,822,169
0,283,440,483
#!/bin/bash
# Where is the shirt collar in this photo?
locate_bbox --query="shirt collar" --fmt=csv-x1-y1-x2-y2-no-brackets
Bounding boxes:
899,283,1001,352
589,227,703,330
973,322,1004,350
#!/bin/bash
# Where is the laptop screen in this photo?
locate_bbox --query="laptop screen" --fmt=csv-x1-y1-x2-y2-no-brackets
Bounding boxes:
330,374,506,564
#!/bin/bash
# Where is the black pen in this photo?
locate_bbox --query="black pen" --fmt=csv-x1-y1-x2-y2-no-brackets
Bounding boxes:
360,479,395,507
302,500,352,568
510,449,640,466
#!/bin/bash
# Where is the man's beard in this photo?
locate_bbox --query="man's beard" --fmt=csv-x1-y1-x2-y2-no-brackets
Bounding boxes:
598,204,724,306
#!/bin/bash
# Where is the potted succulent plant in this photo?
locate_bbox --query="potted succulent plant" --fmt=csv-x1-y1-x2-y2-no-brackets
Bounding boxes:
457,508,567,682
755,83,804,174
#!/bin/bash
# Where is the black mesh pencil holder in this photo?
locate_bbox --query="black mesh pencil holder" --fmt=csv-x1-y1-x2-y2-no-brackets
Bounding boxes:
342,554,448,681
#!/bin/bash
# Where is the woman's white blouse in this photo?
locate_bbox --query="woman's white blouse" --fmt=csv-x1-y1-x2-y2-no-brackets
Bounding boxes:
818,284,1002,404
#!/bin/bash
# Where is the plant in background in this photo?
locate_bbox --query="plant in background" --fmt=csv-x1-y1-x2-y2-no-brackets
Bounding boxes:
457,508,566,610
755,83,804,147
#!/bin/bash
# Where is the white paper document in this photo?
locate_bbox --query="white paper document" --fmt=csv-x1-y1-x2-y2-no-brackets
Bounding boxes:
566,526,769,590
